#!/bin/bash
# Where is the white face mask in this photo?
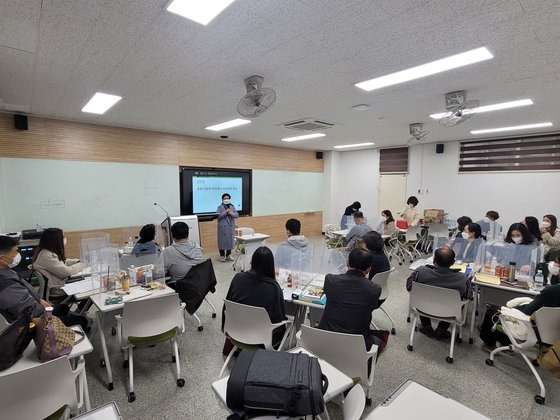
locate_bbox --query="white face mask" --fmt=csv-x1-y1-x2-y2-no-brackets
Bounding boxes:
381,215,387,221
542,221,551,228
512,237,523,244
483,217,491,223
461,232,469,240
63,237,67,246
223,199,231,205
548,261,560,275
4,253,22,268
408,204,414,209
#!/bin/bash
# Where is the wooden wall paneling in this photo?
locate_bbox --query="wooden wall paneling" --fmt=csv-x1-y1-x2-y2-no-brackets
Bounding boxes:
0,114,323,173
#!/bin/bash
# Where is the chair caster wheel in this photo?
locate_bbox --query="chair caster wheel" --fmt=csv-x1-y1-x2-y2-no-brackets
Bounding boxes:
399,263,402,266
410,260,413,263
177,378,185,387
100,359,106,368
172,356,176,363
128,392,136,403
446,357,453,364
532,359,539,367
406,317,410,323
456,337,462,344
366,397,372,406
469,338,474,344
123,360,129,369
485,359,494,366
198,326,204,332
111,327,116,336
407,345,413,351
212,313,217,319
534,395,545,405
107,382,114,391
391,328,396,335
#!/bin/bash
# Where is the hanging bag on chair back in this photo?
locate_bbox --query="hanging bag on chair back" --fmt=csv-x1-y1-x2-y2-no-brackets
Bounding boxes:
33,307,84,361
226,349,328,418
538,339,560,378
0,307,35,371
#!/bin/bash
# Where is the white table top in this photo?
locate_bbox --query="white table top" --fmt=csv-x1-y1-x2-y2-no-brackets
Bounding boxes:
472,278,540,296
234,233,270,242
277,269,326,309
212,346,353,408
73,402,122,420
70,266,92,279
331,229,349,236
365,379,490,420
89,284,176,312
0,325,93,377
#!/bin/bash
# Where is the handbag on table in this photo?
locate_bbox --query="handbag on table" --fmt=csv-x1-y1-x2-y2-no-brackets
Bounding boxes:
33,307,84,361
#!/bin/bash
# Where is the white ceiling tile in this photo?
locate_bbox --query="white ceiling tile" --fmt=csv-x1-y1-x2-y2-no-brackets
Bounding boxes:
0,46,34,107
0,0,41,52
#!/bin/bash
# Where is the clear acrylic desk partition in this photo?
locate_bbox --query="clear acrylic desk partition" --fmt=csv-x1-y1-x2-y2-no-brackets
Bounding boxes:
98,244,120,293
449,237,485,266
313,245,348,275
80,233,110,266
119,253,161,286
480,242,542,279
486,221,504,241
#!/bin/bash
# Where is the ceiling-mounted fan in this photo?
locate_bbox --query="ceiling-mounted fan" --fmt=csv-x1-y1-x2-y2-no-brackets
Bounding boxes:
237,75,276,118
407,122,430,145
438,90,479,126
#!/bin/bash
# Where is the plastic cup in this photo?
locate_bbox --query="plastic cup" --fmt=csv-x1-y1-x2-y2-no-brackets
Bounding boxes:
122,277,130,293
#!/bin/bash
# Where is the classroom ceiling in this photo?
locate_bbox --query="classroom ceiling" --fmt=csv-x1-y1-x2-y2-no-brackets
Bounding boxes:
1,0,559,151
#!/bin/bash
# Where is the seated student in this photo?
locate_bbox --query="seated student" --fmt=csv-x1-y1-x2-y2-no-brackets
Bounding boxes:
340,201,361,230
380,210,397,237
275,218,311,269
318,248,382,351
0,236,87,329
399,196,420,227
32,228,87,297
503,223,536,270
222,246,286,347
162,222,204,283
477,210,501,239
406,246,471,340
343,211,373,249
362,231,390,280
455,216,473,239
453,222,483,263
480,255,560,350
541,214,560,256
131,224,161,256
523,216,542,244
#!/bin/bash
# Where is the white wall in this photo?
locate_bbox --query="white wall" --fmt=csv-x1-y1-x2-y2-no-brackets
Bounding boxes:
407,141,560,229
322,149,380,227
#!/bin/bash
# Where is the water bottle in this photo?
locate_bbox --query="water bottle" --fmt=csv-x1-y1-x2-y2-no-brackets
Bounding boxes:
534,270,544,288
36,219,43,232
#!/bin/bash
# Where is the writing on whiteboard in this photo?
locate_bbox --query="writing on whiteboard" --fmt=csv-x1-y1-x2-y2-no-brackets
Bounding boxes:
40,199,65,209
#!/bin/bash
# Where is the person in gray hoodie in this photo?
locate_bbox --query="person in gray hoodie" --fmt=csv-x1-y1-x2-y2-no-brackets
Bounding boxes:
275,219,311,270
162,222,204,283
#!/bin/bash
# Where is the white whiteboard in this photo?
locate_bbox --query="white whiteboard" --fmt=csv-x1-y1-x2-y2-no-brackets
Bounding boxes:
0,158,180,232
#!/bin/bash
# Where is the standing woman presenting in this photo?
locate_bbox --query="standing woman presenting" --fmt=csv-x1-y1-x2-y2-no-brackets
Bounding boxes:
217,193,239,262
399,196,420,227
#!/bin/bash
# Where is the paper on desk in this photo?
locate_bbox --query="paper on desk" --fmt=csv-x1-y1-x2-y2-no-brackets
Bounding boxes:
62,277,100,295
450,265,467,273
282,288,294,300
475,273,501,285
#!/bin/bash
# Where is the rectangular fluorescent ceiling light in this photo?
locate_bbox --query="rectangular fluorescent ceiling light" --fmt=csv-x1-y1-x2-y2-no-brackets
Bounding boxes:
205,118,250,131
81,92,121,114
281,133,326,142
430,99,533,119
167,0,236,25
334,142,375,149
470,122,552,135
355,47,493,92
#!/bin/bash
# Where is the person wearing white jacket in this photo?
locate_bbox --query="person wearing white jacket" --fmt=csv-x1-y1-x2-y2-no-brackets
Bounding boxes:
399,196,420,227
541,214,560,256
32,228,87,296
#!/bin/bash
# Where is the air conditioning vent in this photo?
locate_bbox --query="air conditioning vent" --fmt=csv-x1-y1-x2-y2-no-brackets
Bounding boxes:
280,118,338,131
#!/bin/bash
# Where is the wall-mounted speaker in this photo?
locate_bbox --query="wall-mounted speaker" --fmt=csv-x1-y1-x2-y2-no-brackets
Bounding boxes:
435,143,444,154
315,151,323,160
14,114,28,130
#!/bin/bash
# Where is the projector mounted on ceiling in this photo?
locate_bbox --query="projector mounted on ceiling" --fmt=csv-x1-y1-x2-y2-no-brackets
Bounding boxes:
237,75,276,118
438,90,479,126
407,122,430,145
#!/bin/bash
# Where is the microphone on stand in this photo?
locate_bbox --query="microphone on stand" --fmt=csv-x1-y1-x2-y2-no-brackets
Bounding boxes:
154,202,170,219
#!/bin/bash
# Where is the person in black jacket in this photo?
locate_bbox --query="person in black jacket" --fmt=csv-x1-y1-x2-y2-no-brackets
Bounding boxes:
319,248,381,351
362,231,390,280
340,201,361,229
222,246,286,348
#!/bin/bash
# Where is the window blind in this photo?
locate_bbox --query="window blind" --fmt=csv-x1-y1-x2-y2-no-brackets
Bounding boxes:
459,133,560,173
379,147,408,173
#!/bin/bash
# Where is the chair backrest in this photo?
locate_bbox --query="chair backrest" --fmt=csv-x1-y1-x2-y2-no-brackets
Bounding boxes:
239,227,255,235
534,307,560,345
299,325,374,385
121,293,184,339
371,267,395,301
223,300,276,350
0,313,10,333
410,282,464,320
32,270,47,300
343,384,366,420
0,356,78,420
404,225,422,242
427,223,449,238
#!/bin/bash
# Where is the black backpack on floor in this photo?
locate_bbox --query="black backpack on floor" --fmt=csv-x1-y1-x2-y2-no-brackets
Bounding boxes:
226,349,328,418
